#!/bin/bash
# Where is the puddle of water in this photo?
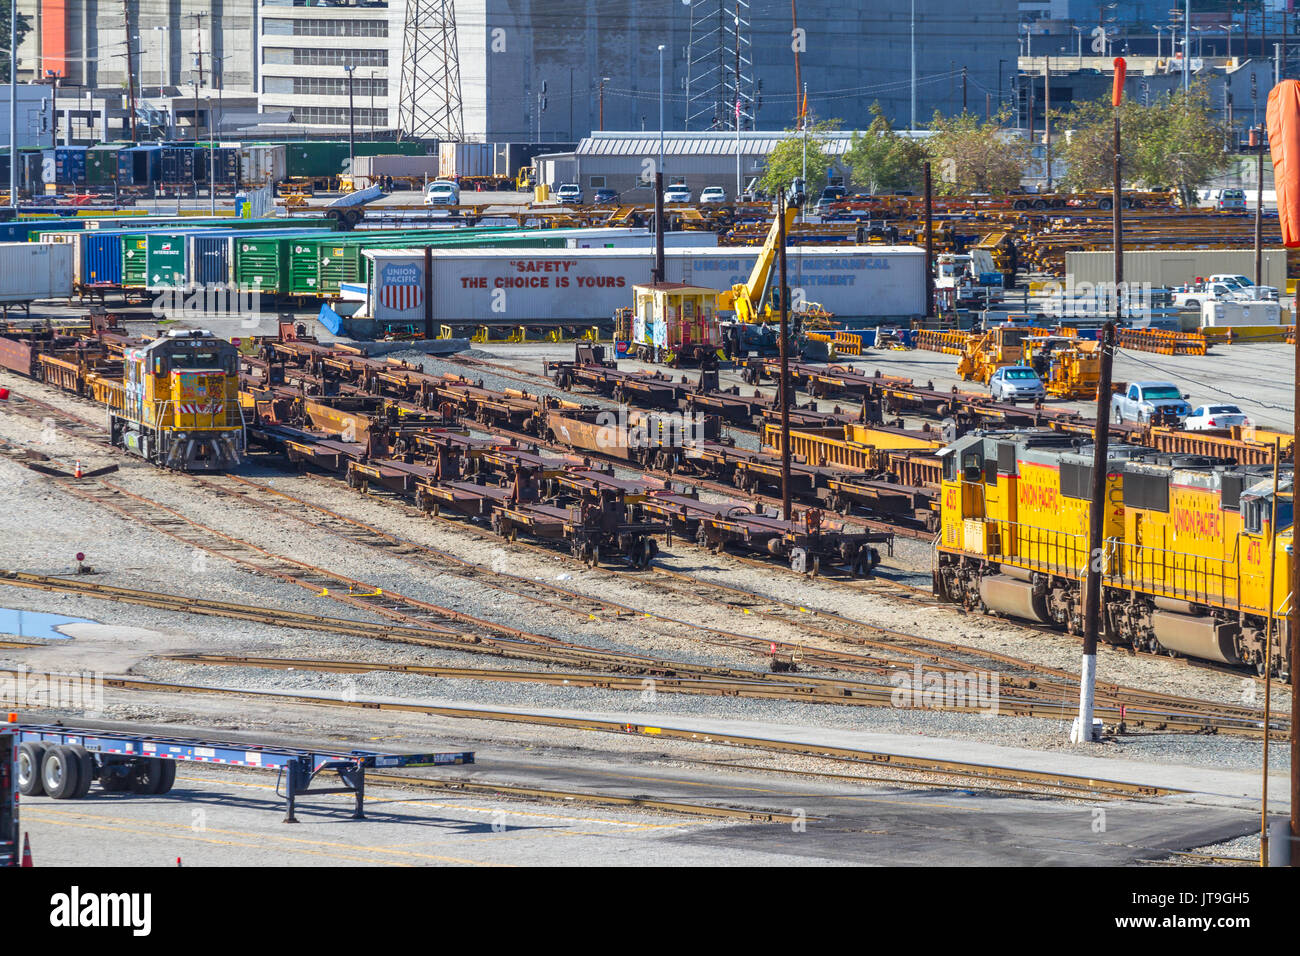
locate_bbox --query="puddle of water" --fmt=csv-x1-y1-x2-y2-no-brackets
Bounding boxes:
0,607,92,640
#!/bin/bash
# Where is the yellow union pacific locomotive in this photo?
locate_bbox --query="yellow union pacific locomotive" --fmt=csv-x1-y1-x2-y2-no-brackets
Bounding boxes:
108,329,244,471
935,430,1292,678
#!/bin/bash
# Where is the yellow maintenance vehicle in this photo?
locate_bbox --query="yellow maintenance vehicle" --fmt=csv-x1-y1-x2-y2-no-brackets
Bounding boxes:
1024,333,1102,400
955,324,1031,384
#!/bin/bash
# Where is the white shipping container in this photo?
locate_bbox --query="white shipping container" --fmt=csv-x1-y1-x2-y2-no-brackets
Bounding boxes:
439,143,495,180
363,246,925,323
0,242,74,303
238,144,287,186
353,155,442,179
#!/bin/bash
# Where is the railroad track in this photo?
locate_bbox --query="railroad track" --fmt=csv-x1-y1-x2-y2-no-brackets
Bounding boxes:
184,471,1284,737
0,665,1181,801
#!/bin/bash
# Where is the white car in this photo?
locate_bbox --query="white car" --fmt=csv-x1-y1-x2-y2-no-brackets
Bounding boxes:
664,183,692,203
556,183,583,204
423,180,460,205
699,186,727,204
1184,404,1253,431
989,365,1046,403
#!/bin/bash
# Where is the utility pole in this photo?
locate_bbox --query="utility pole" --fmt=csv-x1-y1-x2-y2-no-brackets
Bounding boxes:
46,72,60,150
777,187,791,523
924,160,934,318
1184,0,1190,93
122,0,137,142
9,0,17,207
962,66,967,113
1293,315,1300,867
1255,126,1264,290
598,76,608,130
1044,57,1052,191
191,13,205,144
1075,60,1125,746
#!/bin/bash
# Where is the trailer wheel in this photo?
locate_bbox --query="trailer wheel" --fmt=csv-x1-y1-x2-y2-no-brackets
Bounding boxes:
41,745,82,799
154,759,177,795
18,742,48,796
128,758,167,794
67,745,94,799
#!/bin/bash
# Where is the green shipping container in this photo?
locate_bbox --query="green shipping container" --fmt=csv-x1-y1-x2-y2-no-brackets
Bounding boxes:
145,232,189,290
86,146,121,185
121,235,150,288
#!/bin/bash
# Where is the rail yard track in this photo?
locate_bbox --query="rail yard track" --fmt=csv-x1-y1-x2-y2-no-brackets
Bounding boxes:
0,665,1184,801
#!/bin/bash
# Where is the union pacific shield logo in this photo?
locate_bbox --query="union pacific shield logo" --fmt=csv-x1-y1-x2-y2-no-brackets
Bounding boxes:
380,263,424,312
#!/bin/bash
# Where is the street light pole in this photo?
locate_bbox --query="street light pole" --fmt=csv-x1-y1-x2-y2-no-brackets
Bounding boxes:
910,0,917,131
655,44,666,284
344,64,356,177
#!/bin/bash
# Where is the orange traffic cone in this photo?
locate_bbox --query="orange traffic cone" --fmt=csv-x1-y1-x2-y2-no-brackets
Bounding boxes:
21,833,32,867
74,460,83,479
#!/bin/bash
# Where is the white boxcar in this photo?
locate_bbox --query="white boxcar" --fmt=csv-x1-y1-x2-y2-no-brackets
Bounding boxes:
364,246,923,323
0,242,74,305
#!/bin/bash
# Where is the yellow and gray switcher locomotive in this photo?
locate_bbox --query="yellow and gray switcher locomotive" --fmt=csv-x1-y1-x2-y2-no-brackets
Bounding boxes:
935,430,1292,678
109,329,244,470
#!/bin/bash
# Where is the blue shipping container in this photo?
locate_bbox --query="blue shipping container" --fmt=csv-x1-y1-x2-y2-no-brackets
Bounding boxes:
81,232,125,286
53,147,89,185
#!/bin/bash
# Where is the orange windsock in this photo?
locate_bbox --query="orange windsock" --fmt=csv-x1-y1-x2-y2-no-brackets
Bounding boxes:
1267,79,1300,247
1112,58,1127,107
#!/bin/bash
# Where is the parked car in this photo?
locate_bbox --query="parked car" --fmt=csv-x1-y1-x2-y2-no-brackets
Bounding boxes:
1184,404,1253,431
700,186,728,204
1111,381,1192,425
664,182,692,203
1216,188,1247,211
814,185,847,214
592,187,619,204
556,183,583,204
423,180,460,206
989,365,1046,403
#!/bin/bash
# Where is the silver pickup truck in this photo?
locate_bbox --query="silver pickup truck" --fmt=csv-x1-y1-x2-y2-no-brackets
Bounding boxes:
1111,381,1192,426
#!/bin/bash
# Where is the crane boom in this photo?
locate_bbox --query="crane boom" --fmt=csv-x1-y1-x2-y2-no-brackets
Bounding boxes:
717,203,799,323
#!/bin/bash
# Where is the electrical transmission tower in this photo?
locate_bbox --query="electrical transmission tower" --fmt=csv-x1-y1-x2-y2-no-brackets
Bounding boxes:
399,0,465,140
685,0,756,131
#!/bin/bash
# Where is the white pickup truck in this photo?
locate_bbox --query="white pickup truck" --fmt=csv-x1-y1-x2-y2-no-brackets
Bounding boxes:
1207,274,1279,300
1171,277,1268,311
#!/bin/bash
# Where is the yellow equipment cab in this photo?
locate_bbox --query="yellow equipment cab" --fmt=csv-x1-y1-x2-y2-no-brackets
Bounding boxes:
111,329,244,471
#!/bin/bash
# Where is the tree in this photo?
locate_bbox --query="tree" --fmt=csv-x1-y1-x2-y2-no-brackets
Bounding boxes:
758,119,838,196
924,111,1031,195
0,5,32,79
842,102,926,194
1056,84,1230,205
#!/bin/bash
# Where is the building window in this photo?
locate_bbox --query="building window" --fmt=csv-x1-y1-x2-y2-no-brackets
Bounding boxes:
293,106,387,126
263,17,388,37
589,176,606,187
291,76,387,96
264,48,388,67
